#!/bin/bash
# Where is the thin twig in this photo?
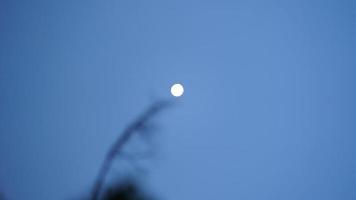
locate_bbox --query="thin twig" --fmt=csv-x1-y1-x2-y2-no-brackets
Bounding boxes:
91,100,172,200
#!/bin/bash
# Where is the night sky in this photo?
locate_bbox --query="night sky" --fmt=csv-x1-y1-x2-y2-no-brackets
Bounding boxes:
1,0,356,199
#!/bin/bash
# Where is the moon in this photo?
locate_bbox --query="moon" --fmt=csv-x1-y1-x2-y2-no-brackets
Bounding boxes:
170,83,184,97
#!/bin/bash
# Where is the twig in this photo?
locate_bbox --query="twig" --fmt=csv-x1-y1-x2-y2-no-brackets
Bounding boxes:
90,100,172,200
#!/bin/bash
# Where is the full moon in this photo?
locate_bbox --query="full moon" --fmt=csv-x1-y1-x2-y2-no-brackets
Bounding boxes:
170,83,184,97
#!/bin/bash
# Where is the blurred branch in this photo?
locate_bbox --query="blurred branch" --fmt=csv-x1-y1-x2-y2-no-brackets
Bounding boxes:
0,192,5,200
91,100,173,200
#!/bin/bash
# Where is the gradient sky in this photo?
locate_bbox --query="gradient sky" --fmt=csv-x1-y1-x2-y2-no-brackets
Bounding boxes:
1,0,356,199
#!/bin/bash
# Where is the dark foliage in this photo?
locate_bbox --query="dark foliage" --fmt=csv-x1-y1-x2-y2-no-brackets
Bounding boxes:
103,180,154,200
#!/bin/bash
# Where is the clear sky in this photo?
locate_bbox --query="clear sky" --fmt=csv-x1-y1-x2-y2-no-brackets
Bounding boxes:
1,0,356,199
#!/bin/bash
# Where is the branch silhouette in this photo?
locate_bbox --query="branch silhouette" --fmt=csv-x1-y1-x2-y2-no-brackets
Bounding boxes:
91,100,173,200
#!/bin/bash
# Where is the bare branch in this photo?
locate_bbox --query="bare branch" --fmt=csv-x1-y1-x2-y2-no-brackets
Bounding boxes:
91,100,173,200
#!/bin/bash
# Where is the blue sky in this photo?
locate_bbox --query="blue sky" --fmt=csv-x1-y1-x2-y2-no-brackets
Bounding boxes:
1,0,356,199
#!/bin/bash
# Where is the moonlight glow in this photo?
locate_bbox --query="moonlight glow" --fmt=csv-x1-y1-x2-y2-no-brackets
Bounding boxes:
171,83,184,97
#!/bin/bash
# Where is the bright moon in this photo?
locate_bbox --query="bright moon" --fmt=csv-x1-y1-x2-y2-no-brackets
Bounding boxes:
170,83,184,97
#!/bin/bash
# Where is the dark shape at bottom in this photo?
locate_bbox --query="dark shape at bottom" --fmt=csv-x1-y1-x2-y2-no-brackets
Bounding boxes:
103,180,155,200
